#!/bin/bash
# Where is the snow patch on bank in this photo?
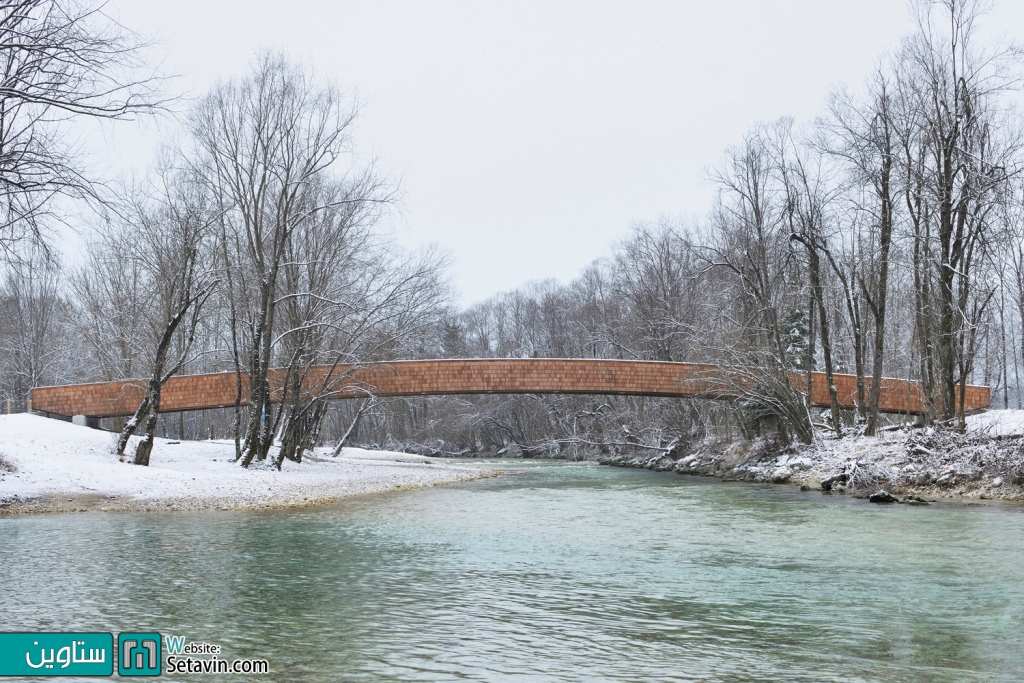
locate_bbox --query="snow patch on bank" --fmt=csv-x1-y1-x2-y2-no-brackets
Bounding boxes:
0,414,487,511
603,409,1024,501
966,409,1024,437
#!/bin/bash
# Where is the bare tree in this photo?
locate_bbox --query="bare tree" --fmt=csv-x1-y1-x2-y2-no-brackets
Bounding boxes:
705,125,813,443
900,0,1022,425
272,180,449,468
773,119,846,436
0,0,160,261
613,223,700,362
0,245,74,405
821,69,899,434
106,165,217,465
189,52,401,467
73,225,149,381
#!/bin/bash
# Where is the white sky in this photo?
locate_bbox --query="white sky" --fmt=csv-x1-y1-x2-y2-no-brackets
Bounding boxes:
98,0,1024,305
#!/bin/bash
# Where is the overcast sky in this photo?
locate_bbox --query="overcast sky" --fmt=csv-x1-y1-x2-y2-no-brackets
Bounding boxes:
102,0,1024,305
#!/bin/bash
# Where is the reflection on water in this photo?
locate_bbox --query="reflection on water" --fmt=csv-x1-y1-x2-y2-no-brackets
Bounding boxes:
2,461,1023,682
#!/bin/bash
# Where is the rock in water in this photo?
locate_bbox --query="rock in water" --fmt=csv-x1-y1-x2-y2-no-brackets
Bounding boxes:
650,456,675,472
869,490,899,504
820,473,847,491
901,495,929,506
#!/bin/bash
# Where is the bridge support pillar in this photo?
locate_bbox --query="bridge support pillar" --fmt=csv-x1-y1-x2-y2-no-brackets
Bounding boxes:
72,415,102,429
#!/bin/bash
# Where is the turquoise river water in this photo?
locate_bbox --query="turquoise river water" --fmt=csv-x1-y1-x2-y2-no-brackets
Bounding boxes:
1,460,1023,681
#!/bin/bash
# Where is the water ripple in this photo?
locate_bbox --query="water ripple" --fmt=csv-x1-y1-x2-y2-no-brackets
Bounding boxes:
1,462,1023,681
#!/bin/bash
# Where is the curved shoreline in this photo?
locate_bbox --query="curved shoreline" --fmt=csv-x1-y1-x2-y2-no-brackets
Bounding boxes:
0,414,499,516
7,411,1024,515
0,466,499,515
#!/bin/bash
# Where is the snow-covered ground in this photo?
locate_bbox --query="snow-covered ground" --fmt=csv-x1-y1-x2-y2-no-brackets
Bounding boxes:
966,408,1024,437
757,411,1024,499
605,409,1024,502
0,414,491,513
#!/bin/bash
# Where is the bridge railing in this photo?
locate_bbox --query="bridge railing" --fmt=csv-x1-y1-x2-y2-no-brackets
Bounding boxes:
28,359,990,419
1,397,31,415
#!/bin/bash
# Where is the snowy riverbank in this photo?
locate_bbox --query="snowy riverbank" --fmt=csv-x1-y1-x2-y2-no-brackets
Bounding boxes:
601,409,1024,503
0,414,494,514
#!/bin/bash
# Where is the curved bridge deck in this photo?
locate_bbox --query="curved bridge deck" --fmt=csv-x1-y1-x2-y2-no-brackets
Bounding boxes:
29,358,990,418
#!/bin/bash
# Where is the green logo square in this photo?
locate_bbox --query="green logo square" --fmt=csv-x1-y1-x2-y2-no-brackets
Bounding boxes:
0,633,113,676
117,633,161,677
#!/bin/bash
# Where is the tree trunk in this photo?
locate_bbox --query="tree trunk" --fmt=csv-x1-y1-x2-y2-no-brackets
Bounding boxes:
865,159,893,436
115,394,151,457
809,257,843,438
911,206,936,424
794,234,843,438
132,380,163,466
333,398,373,457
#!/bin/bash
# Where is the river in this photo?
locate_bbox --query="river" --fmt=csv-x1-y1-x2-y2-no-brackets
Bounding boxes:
1,460,1023,681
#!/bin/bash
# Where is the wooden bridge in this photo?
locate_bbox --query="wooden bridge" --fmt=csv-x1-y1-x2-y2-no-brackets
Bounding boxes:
28,359,989,419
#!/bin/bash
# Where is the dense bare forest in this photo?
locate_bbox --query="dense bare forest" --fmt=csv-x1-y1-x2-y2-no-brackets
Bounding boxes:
3,0,1024,466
